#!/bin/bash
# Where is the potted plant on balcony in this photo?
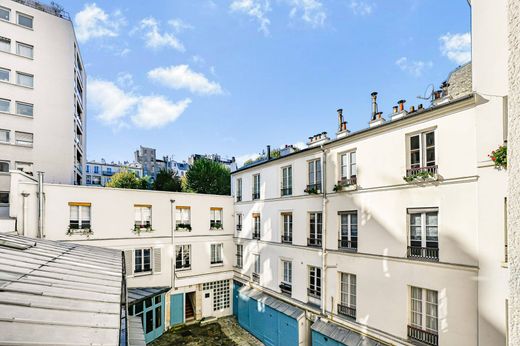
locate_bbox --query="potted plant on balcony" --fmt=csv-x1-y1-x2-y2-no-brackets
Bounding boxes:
304,186,319,194
175,223,192,231
210,221,223,230
333,177,357,192
489,145,507,169
403,169,437,183
66,227,93,237
133,224,154,235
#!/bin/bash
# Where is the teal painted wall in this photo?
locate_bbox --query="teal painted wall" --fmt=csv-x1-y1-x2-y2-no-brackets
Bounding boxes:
312,330,341,346
170,293,184,326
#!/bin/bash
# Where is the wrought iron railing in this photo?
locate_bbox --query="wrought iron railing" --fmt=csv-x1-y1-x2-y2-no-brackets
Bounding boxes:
281,187,293,196
307,237,322,247
12,0,71,20
338,239,357,251
305,183,322,194
281,235,292,243
337,304,356,319
407,246,439,261
307,287,321,299
279,282,292,295
252,272,260,283
338,176,357,187
406,165,438,178
407,325,439,346
252,231,261,240
252,192,260,200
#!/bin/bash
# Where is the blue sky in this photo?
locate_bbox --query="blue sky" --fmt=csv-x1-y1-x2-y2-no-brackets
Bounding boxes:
62,0,471,164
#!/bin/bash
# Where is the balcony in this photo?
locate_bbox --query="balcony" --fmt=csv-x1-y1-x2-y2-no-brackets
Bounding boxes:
407,246,439,261
252,231,261,240
252,192,260,200
404,165,438,183
236,224,242,231
252,272,260,283
13,0,71,20
279,282,292,295
338,239,357,252
307,237,322,247
407,325,438,346
337,304,356,319
281,187,292,196
281,235,292,244
334,176,357,192
307,287,321,299
102,170,114,176
305,184,322,194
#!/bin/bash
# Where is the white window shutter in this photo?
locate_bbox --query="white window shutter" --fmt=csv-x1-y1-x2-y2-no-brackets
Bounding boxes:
124,250,133,277
153,248,162,274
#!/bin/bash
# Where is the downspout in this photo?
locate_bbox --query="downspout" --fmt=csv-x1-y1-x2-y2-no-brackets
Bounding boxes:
37,172,44,238
320,145,328,316
170,199,176,289
21,192,29,237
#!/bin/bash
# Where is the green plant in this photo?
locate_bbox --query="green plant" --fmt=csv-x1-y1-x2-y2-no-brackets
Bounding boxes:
176,223,192,231
106,170,150,190
304,187,319,194
133,224,154,234
489,145,507,169
403,170,436,183
333,184,341,192
210,221,223,229
153,169,182,192
185,158,231,195
66,227,93,236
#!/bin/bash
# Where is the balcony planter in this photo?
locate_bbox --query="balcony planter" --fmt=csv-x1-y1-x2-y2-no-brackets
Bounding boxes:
175,223,192,231
403,166,438,183
210,221,223,230
489,145,507,169
133,224,154,235
66,227,93,236
333,177,357,192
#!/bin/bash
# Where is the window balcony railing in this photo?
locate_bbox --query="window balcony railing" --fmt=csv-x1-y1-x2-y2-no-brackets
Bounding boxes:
404,165,438,182
175,223,192,231
175,262,191,271
252,272,260,283
334,176,358,192
252,231,261,240
279,282,292,295
281,187,293,196
252,192,260,200
337,304,356,319
338,239,357,251
102,170,114,176
236,195,242,202
307,287,321,299
307,237,322,247
407,325,439,346
211,259,223,265
407,246,439,261
281,235,292,244
305,184,322,194
235,255,243,269
210,221,223,230
236,224,242,231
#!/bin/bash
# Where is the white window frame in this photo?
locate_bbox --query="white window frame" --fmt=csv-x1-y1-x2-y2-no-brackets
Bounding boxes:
408,208,439,249
69,204,91,230
15,101,33,117
16,72,33,88
134,205,152,228
309,212,322,241
236,244,243,268
308,158,322,188
0,98,10,113
252,174,260,199
236,213,242,231
410,286,438,333
175,206,191,229
0,7,10,21
308,266,321,297
281,165,293,196
210,243,223,265
17,12,33,29
282,212,293,241
253,214,261,235
282,260,292,284
210,208,223,229
16,42,33,58
134,248,152,274
0,36,10,52
0,67,10,82
339,211,358,248
253,254,260,274
175,244,191,270
236,178,242,201
340,150,357,180
339,272,356,308
15,131,33,146
408,130,436,169
0,129,10,143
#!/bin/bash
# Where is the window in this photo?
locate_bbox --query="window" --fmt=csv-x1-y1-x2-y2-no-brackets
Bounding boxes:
409,287,438,346
0,99,9,112
15,131,32,146
0,192,8,205
281,166,292,196
86,165,90,173
252,174,260,199
175,206,191,230
340,151,357,184
0,37,10,53
408,209,439,260
282,260,292,283
281,212,292,243
236,178,242,202
16,72,33,88
338,273,356,319
175,245,190,270
253,254,260,274
236,213,242,231
0,161,9,172
409,131,435,169
16,102,33,117
0,7,9,21
0,129,9,143
15,161,32,174
134,204,152,229
202,280,230,311
308,266,321,298
211,243,223,265
308,212,322,247
16,42,33,58
134,248,152,273
236,244,243,268
69,202,91,231
17,13,33,29
307,159,322,192
504,197,508,263
339,211,358,251
0,67,10,82
252,213,261,239
210,207,223,229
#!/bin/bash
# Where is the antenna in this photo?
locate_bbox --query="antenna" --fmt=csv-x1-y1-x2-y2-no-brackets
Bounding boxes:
417,84,435,104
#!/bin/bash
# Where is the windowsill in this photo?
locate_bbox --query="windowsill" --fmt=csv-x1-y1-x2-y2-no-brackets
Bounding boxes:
210,263,224,267
0,79,34,89
0,18,34,31
210,228,224,231
0,110,34,119
15,143,33,148
134,271,153,277
0,49,34,60
176,267,191,271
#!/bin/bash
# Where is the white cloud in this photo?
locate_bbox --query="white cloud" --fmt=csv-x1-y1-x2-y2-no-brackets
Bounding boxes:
230,0,271,36
192,55,206,65
88,78,190,129
148,65,223,95
116,72,134,88
289,0,326,27
396,57,433,77
168,18,194,33
134,17,185,51
439,32,471,65
74,3,125,43
349,1,374,16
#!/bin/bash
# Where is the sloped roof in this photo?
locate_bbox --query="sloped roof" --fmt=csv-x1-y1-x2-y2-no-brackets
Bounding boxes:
128,286,170,305
312,319,385,346
239,285,305,320
0,233,123,346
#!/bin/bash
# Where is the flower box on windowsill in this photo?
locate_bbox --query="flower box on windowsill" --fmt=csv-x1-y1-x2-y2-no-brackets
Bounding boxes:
66,227,93,236
403,166,438,183
175,223,192,231
333,176,357,192
133,224,154,235
304,184,322,195
210,221,223,230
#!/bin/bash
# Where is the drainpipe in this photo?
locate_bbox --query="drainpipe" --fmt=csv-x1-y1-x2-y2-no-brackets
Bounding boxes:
37,172,44,238
21,192,29,236
170,199,176,289
320,145,328,316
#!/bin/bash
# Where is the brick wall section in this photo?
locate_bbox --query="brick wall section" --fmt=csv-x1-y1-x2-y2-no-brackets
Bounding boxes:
447,63,472,99
508,0,520,345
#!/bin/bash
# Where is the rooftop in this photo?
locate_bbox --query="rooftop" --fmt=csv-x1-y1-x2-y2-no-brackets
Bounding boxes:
11,0,71,20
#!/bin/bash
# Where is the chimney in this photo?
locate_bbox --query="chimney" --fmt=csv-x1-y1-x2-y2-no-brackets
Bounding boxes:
398,99,406,112
337,109,344,131
307,132,330,147
267,145,271,160
371,92,378,121
391,99,408,121
37,171,44,239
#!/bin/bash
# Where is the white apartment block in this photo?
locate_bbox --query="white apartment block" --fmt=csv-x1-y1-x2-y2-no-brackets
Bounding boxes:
86,160,143,186
0,0,86,216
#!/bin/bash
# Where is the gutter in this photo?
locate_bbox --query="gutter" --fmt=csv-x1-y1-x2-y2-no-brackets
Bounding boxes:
170,199,176,289
321,145,329,316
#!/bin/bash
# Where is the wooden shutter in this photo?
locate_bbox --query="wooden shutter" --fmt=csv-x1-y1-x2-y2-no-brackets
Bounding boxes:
124,250,133,277
153,248,162,274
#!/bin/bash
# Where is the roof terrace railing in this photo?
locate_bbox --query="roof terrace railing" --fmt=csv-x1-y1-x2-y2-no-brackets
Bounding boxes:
12,0,71,20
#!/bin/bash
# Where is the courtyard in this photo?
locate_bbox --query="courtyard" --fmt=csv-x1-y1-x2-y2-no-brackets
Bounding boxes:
150,317,263,346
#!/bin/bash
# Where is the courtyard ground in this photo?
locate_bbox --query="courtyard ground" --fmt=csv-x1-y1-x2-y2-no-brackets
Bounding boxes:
150,316,264,346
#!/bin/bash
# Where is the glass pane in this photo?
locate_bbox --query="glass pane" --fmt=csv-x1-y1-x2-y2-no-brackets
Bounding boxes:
0,38,10,52
17,43,33,58
155,306,162,329
0,69,9,81
0,99,9,112
426,132,435,147
16,102,33,116
426,148,435,165
410,150,420,167
410,135,420,150
145,310,153,333
0,130,8,142
18,14,33,28
0,8,9,21
17,73,33,87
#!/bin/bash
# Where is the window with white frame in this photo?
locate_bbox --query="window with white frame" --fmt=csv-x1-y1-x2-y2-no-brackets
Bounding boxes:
236,178,242,201
0,129,9,143
0,67,10,82
282,212,292,242
175,206,191,230
408,209,439,260
308,266,321,298
236,244,243,268
253,254,260,274
0,98,9,112
282,260,292,284
16,72,33,87
0,161,9,173
281,166,292,196
211,243,223,265
17,13,33,29
409,131,435,169
308,159,322,190
253,213,261,239
339,272,356,318
252,174,260,199
134,205,152,229
16,42,33,58
175,245,190,270
0,7,10,21
0,192,8,205
339,211,358,250
15,161,32,174
69,203,91,231
410,286,438,334
15,131,32,146
210,208,223,229
134,248,152,273
309,212,322,246
16,102,33,117
0,37,10,52
340,151,357,181
236,213,242,231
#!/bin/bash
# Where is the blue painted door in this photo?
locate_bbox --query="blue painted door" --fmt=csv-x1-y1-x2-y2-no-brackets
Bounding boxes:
170,293,184,326
233,283,239,316
312,330,340,346
238,291,250,329
278,313,299,345
129,294,165,344
263,305,278,346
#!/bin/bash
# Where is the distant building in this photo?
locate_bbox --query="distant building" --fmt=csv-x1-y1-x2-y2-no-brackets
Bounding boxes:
188,154,237,172
170,160,190,177
85,160,143,186
134,146,170,179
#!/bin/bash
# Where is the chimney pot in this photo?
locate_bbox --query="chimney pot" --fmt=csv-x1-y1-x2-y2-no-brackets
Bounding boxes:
371,92,379,120
393,106,398,113
418,104,424,110
398,99,406,112
267,145,271,160
337,109,344,131
409,105,415,112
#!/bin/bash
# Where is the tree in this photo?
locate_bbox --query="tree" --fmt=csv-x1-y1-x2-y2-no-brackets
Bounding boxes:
185,158,231,195
106,170,149,190
153,169,182,192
